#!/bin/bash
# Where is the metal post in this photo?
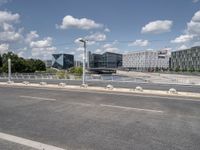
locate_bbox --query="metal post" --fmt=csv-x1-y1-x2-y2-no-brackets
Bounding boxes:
8,58,11,82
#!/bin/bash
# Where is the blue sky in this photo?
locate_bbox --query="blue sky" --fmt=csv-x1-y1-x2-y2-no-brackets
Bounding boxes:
0,0,199,60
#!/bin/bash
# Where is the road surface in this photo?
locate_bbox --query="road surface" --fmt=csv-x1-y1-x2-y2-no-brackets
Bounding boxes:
0,85,200,149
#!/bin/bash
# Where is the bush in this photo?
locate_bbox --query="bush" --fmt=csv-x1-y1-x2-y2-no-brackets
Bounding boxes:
69,67,83,76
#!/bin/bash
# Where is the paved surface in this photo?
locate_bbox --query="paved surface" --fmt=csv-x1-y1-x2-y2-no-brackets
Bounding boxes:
0,86,200,150
1,78,200,93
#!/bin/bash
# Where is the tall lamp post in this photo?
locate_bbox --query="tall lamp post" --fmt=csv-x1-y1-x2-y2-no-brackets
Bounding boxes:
79,39,87,86
8,58,11,82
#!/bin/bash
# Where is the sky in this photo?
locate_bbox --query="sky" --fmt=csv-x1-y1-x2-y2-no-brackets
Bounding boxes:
0,0,199,60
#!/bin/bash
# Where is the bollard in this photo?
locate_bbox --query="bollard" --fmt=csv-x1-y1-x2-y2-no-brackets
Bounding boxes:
135,86,143,92
106,84,114,90
168,88,177,94
58,83,66,87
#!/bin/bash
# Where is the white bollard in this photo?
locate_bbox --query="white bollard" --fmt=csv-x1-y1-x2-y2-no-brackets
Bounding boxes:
168,88,177,94
106,84,114,90
135,86,143,92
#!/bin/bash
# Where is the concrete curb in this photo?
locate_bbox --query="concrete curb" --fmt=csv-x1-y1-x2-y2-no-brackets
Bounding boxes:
0,82,200,99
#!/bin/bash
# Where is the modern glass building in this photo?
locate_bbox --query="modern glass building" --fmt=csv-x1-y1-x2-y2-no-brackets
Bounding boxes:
89,52,122,68
171,46,200,71
52,54,74,69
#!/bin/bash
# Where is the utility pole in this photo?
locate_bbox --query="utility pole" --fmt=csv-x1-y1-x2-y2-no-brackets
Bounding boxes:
79,39,87,86
8,58,11,82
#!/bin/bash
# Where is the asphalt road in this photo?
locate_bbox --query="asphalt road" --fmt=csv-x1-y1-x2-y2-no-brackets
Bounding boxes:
0,85,200,150
0,78,200,93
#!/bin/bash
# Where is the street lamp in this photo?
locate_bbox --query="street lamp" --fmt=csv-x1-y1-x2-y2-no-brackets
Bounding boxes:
79,39,87,86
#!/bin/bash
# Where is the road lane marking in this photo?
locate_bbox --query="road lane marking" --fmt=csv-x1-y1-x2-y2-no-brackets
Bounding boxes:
100,104,163,113
0,132,66,150
20,95,56,101
69,102,93,107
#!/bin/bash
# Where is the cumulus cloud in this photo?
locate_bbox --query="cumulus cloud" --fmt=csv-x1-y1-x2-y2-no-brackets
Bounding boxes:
0,11,23,43
28,36,56,59
74,32,106,46
0,31,22,42
0,43,9,54
128,39,149,47
57,15,103,30
141,20,173,34
85,32,106,42
171,10,200,45
171,34,194,43
104,28,110,32
25,31,39,43
0,11,20,25
178,45,188,50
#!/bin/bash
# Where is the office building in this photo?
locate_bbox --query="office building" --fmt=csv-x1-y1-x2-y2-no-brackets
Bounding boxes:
43,60,52,68
89,52,122,68
171,46,200,71
123,50,170,71
52,54,74,69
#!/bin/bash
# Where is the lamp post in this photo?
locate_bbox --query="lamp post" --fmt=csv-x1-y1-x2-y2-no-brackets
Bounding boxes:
8,58,11,82
79,39,87,86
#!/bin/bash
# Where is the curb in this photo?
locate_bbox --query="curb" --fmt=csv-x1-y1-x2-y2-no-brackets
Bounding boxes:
0,82,200,99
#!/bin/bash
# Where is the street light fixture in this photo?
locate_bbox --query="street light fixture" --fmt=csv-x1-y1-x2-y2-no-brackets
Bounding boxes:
79,39,87,86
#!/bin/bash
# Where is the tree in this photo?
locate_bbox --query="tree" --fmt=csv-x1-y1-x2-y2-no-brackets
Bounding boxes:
0,52,46,73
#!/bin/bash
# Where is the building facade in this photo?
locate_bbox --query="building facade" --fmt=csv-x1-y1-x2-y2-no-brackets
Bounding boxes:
123,50,170,71
43,60,52,68
171,46,200,71
89,52,122,68
52,54,74,70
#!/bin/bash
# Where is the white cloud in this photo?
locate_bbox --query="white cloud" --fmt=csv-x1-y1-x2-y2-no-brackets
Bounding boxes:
74,32,106,46
178,45,188,50
171,10,200,45
30,36,57,59
30,37,52,48
95,49,103,53
187,10,200,35
57,15,103,30
25,31,39,43
86,32,106,42
141,20,173,34
0,43,9,54
193,0,199,3
129,39,149,47
102,43,119,53
104,28,110,32
0,11,20,25
171,34,194,43
0,0,9,6
0,30,23,42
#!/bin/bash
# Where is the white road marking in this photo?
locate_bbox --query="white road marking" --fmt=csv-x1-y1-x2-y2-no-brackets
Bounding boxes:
20,95,56,101
0,132,66,150
69,102,93,107
100,104,163,113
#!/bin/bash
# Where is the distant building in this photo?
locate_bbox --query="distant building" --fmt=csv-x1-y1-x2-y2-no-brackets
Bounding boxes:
74,60,82,67
52,54,74,70
43,60,52,68
171,46,200,71
89,52,122,68
123,50,170,71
